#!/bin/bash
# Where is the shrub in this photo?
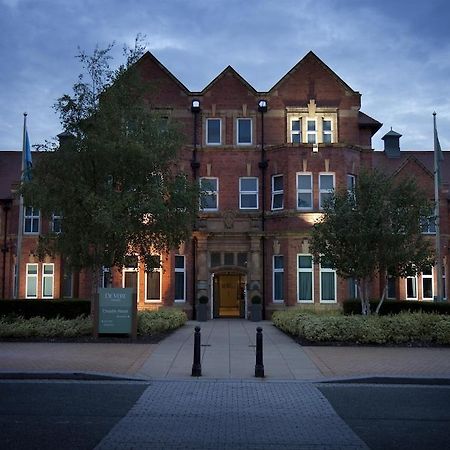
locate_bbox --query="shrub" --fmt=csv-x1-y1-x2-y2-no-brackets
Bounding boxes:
0,299,91,319
137,309,187,335
272,309,450,345
343,299,450,316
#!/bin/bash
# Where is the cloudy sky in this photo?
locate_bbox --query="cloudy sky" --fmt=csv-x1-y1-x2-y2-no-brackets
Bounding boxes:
1,0,449,151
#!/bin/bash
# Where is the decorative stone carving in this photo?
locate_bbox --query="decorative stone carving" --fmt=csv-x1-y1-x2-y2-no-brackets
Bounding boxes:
223,210,236,229
273,239,280,255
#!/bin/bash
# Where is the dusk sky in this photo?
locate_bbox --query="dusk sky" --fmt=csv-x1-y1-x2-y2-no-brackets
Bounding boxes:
1,0,449,151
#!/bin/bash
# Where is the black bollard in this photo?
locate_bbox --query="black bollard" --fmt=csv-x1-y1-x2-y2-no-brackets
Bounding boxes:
191,326,202,377
255,326,264,377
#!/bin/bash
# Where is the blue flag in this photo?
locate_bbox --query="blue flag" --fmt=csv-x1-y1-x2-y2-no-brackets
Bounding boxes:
23,129,32,181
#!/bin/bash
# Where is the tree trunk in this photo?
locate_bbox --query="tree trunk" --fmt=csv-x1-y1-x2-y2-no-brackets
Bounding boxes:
358,279,371,316
375,274,388,315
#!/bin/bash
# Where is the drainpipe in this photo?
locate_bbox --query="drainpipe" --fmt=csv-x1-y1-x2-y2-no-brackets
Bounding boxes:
1,200,12,299
190,99,201,319
258,100,268,320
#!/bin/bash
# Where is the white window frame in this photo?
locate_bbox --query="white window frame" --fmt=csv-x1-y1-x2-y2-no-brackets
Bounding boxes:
239,177,258,210
206,118,221,145
24,207,40,234
122,257,139,302
320,260,337,303
236,118,252,145
174,255,186,303
51,212,62,233
297,254,314,303
296,172,313,210
405,275,418,300
145,256,162,303
322,118,333,144
199,177,219,211
319,173,335,209
421,268,434,301
306,119,317,144
25,263,38,299
271,174,284,211
290,119,302,143
273,255,284,303
42,263,54,299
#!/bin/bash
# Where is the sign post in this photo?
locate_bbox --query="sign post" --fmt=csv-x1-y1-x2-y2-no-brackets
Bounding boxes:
94,288,137,339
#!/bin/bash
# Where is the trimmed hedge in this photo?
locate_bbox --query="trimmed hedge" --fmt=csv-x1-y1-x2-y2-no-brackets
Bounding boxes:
0,299,91,319
272,309,450,345
137,309,187,335
343,299,450,316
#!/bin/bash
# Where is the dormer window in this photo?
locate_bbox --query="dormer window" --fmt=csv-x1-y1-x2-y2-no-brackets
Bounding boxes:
307,120,317,144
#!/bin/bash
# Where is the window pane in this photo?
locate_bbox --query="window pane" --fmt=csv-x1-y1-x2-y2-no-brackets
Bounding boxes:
423,278,433,299
146,271,160,300
320,192,332,207
307,134,316,144
320,175,334,190
27,264,38,275
274,255,284,269
32,218,39,233
323,120,332,131
321,259,333,269
299,272,312,301
272,193,283,209
387,277,396,299
292,134,301,143
124,272,138,292
241,194,257,208
63,271,73,298
175,272,185,300
201,193,217,209
273,176,283,191
240,178,257,191
27,277,37,297
406,278,417,298
298,174,311,190
175,255,184,269
307,120,315,131
210,252,221,267
238,119,251,143
292,120,300,131
321,272,335,301
43,265,54,275
422,267,432,276
299,255,312,268
224,253,234,265
43,277,53,297
323,133,332,144
274,272,284,300
298,193,312,209
237,253,247,267
207,119,220,144
200,178,217,191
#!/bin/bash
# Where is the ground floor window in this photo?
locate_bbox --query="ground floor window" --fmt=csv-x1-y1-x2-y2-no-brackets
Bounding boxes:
387,276,396,299
406,275,418,300
422,268,434,301
122,256,138,300
297,254,313,302
145,256,161,302
42,263,54,298
273,255,284,302
63,269,73,298
320,260,336,302
174,255,185,302
26,263,38,298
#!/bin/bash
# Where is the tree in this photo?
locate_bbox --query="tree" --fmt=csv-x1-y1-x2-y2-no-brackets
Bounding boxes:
21,36,198,295
311,169,435,315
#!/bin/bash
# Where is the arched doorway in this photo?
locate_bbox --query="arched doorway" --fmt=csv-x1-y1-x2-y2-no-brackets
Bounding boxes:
212,272,246,318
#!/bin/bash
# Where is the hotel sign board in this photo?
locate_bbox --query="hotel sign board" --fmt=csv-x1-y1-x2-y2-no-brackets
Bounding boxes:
97,288,136,335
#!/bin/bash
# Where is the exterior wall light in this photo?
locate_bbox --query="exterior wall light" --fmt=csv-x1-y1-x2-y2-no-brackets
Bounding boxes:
191,99,201,113
258,100,268,113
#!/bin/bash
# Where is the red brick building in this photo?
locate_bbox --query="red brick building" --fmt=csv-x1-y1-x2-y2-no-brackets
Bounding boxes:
1,51,448,318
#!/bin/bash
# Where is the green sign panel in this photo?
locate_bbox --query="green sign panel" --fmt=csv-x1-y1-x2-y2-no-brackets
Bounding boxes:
98,288,133,334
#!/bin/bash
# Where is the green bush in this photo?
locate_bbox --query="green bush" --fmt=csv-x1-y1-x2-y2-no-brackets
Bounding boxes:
137,309,187,336
0,299,91,319
343,299,450,315
272,310,450,345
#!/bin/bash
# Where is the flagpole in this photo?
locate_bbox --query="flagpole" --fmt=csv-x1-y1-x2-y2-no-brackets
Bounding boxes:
14,113,27,299
433,112,443,302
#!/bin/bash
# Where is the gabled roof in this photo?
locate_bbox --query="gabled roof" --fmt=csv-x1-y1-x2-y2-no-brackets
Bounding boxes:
199,65,257,95
268,51,359,95
359,111,382,132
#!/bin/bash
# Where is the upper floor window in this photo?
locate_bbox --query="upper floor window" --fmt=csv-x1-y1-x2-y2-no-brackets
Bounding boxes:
420,217,436,234
323,119,333,144
200,177,219,211
319,173,335,209
307,120,317,144
239,177,258,209
237,118,252,145
51,213,62,233
297,173,313,210
206,118,221,145
291,119,301,143
271,175,284,210
24,207,40,234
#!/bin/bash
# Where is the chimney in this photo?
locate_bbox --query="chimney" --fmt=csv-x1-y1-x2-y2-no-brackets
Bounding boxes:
382,128,402,158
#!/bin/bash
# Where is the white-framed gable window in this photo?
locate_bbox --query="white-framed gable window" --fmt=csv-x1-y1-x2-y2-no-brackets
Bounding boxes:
322,119,333,144
145,255,162,302
24,207,40,234
273,255,284,302
320,259,336,303
200,177,219,211
42,263,54,299
206,118,221,145
271,175,284,210
291,119,302,143
319,173,335,209
237,118,252,145
174,255,186,302
297,173,313,210
239,177,258,209
307,120,317,144
298,254,313,303
26,263,38,299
